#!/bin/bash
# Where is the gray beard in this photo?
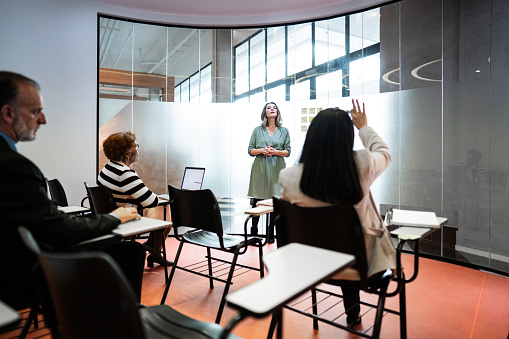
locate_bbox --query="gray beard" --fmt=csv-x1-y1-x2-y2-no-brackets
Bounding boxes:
13,115,36,141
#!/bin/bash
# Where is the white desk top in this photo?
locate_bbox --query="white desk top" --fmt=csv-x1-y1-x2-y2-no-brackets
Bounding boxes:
389,216,448,240
256,198,273,207
0,300,19,329
58,205,90,214
226,243,355,317
73,217,170,249
244,205,273,216
113,217,172,237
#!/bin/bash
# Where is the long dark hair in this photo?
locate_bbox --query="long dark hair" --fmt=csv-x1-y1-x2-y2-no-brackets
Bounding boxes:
299,108,363,205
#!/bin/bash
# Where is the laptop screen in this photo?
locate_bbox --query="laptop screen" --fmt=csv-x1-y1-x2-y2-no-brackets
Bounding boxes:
181,167,205,190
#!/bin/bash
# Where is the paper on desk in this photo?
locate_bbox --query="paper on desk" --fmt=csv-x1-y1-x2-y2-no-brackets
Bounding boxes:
391,209,440,228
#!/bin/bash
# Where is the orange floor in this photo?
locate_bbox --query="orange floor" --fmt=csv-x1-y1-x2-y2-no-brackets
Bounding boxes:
2,238,509,339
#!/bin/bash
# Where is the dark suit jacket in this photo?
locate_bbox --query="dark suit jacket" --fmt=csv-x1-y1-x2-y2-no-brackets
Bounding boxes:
0,136,120,309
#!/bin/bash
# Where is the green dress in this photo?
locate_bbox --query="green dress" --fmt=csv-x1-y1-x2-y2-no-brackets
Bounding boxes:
247,126,291,199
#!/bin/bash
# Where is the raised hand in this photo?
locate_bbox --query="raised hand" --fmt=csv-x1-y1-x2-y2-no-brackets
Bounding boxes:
351,99,367,130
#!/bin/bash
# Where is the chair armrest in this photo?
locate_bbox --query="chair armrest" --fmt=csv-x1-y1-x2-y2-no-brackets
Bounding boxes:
244,205,273,216
80,196,89,208
387,226,435,296
243,205,274,246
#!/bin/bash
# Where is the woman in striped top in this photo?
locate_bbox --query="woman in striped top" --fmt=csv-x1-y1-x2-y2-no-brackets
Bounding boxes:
99,131,172,267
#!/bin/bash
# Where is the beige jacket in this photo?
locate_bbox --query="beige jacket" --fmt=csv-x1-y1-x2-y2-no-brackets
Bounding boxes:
278,126,396,280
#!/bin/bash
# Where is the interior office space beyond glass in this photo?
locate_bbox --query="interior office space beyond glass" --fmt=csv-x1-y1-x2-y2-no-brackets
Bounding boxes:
97,0,509,275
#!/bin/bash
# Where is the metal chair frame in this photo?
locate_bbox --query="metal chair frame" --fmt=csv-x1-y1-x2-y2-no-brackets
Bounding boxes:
271,197,416,339
160,185,265,324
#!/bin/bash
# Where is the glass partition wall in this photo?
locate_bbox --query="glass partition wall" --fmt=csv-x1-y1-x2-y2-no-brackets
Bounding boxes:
98,0,509,274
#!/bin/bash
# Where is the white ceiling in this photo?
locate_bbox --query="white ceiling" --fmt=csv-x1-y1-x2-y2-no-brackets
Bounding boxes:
93,0,393,27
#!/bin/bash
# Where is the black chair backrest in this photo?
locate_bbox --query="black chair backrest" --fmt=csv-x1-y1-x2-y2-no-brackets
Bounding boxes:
46,178,69,207
84,183,117,215
273,197,369,289
19,228,145,339
17,228,60,336
167,185,223,237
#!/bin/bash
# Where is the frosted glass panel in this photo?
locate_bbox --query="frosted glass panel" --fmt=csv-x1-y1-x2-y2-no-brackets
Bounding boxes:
132,101,167,194
98,1,509,273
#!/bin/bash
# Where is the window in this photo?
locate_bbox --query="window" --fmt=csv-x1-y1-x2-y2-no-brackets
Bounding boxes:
180,79,190,103
316,69,343,100
250,32,266,90
233,11,380,102
174,64,212,103
267,27,286,83
315,17,346,66
189,73,200,103
266,85,286,103
235,42,249,95
287,23,312,76
200,64,212,103
290,79,311,101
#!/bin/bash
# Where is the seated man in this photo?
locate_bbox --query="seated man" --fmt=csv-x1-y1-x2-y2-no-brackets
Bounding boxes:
0,71,143,308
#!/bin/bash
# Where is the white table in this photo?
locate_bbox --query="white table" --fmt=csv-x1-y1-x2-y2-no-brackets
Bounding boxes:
112,216,171,237
58,205,90,215
0,300,19,329
74,217,172,281
388,214,448,255
225,243,355,338
256,198,273,207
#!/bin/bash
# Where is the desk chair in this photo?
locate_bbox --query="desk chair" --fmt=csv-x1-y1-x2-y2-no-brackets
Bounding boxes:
160,185,265,324
83,182,117,215
46,178,68,207
224,243,355,339
17,227,240,339
84,182,170,280
272,197,411,339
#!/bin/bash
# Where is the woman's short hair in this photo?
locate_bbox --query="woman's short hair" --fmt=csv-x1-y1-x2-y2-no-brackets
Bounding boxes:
102,131,136,161
299,108,363,205
260,102,282,127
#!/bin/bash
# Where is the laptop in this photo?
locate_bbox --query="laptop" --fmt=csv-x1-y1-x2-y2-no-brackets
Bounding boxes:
158,167,205,201
180,167,205,190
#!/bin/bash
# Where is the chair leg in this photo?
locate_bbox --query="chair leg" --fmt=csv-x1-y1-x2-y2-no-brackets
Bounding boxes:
207,247,214,289
215,251,240,324
372,283,390,339
276,309,283,339
161,229,168,283
311,288,319,330
258,241,264,279
267,312,278,339
18,307,38,339
160,241,184,305
399,274,407,339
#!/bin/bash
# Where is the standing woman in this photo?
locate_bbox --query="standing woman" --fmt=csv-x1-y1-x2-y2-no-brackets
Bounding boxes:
247,102,291,241
98,131,173,267
278,100,396,328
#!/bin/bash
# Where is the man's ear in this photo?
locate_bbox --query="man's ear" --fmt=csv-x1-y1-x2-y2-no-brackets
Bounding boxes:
0,104,16,124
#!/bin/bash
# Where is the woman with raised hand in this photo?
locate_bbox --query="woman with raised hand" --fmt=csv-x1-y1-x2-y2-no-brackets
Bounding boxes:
278,100,396,329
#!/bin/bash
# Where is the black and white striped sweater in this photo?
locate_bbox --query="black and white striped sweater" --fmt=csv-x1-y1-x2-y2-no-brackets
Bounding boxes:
98,160,158,209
